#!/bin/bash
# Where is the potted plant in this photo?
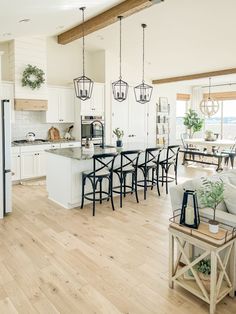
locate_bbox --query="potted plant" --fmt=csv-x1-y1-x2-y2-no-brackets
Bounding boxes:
198,179,224,233
183,109,204,138
113,128,124,147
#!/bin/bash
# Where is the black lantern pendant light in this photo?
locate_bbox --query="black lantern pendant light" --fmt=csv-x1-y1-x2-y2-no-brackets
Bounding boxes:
112,16,129,102
74,7,94,101
134,24,153,104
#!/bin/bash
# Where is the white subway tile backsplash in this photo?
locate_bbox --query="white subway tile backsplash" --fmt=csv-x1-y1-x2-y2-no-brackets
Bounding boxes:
12,111,73,141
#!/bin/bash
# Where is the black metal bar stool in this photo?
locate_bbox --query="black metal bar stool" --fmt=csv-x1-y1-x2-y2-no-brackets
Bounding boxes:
159,145,180,194
81,152,118,216
137,147,162,200
113,150,141,208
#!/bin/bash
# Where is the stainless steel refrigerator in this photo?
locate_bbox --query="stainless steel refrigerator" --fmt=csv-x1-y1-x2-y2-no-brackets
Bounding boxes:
0,99,12,218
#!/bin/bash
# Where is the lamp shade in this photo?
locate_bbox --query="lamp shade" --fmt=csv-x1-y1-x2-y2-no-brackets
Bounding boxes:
74,75,94,101
180,190,200,229
134,82,153,104
112,79,129,102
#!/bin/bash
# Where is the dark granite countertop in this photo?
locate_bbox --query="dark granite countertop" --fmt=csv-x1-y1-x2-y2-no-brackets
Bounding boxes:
46,143,162,161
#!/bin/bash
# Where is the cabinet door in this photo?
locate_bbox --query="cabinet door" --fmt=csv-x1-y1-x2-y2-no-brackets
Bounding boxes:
36,152,47,177
128,91,147,143
80,98,92,116
91,84,104,115
21,152,36,179
46,88,59,123
111,97,129,145
0,83,15,123
59,89,75,123
12,154,21,181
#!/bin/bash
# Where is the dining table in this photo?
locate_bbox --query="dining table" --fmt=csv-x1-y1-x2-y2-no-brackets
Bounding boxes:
184,138,235,149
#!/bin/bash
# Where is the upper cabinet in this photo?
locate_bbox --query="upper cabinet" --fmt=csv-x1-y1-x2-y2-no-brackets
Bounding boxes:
80,83,105,116
0,82,15,123
46,86,75,123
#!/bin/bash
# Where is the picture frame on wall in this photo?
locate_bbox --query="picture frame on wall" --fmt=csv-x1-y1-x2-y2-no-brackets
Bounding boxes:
159,97,169,112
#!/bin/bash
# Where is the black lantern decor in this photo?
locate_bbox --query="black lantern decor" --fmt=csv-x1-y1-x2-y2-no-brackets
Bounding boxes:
134,24,153,104
74,7,94,101
180,190,200,229
112,16,129,102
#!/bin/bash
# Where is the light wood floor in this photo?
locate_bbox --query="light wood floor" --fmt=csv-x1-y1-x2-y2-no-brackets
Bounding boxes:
0,165,235,313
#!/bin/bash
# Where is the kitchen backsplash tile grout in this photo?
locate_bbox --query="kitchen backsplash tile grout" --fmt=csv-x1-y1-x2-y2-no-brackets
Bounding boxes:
12,111,73,140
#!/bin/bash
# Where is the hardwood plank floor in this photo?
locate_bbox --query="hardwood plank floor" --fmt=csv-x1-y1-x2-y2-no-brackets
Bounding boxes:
0,165,235,313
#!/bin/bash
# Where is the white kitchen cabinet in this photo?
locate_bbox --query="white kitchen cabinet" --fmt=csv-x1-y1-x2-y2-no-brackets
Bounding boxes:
0,82,15,123
35,152,47,177
12,154,21,181
80,83,104,116
46,87,75,123
21,152,36,179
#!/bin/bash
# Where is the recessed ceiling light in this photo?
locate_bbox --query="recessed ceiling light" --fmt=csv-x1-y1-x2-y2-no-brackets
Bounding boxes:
19,18,31,23
57,25,64,29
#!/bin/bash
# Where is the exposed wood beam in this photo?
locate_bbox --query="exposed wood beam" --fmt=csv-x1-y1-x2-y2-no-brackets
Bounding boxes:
58,0,164,45
152,68,236,85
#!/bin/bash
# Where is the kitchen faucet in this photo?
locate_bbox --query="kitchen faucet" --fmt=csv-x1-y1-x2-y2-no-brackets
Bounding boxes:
90,120,105,149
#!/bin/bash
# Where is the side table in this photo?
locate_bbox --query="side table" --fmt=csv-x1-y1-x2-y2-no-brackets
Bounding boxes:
169,222,235,314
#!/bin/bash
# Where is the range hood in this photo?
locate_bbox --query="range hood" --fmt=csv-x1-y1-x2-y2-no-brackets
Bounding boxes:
14,99,48,111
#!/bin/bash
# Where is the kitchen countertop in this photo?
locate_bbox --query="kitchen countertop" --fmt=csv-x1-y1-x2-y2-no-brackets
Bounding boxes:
11,139,80,147
46,143,162,161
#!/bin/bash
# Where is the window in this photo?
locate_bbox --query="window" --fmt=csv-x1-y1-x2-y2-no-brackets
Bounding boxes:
204,99,236,139
176,94,190,140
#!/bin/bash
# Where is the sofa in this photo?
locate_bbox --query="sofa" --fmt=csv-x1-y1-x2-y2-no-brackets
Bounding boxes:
170,169,236,290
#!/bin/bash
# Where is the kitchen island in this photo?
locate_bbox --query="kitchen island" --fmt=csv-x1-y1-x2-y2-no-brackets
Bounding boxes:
46,143,160,209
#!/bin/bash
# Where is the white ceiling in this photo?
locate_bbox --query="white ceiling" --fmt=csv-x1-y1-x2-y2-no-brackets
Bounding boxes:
0,0,121,41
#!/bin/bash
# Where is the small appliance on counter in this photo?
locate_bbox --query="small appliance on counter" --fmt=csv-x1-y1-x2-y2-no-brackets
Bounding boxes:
26,132,36,142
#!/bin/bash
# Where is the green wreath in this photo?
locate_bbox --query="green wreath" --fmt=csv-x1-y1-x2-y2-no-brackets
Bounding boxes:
22,64,45,90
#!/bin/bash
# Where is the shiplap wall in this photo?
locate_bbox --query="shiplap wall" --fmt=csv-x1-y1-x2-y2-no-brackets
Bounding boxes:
9,37,47,100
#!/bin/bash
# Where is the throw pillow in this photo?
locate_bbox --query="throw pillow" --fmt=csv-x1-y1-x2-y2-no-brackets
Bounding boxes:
223,182,236,215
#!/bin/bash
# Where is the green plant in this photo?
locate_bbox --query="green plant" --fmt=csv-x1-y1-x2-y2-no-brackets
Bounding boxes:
22,64,45,90
198,179,224,221
196,258,211,276
113,128,124,140
183,109,204,137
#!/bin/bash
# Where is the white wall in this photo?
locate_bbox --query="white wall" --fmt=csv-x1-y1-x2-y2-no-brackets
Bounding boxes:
0,42,11,81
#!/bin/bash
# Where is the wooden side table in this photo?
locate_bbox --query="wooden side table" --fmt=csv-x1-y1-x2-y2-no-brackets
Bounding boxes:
169,222,235,314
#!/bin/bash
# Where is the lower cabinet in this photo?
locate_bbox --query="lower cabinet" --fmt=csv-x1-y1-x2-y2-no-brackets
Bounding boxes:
21,151,46,179
12,154,21,181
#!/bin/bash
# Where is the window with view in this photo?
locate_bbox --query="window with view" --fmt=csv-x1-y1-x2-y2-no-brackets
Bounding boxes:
204,98,236,139
176,95,190,140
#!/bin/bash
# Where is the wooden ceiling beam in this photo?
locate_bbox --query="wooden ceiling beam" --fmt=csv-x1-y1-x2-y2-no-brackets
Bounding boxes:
58,0,164,45
152,68,236,85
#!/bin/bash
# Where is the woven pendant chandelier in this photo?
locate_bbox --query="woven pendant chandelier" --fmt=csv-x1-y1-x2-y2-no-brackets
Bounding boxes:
199,78,219,117
134,24,153,104
74,7,94,101
112,16,129,102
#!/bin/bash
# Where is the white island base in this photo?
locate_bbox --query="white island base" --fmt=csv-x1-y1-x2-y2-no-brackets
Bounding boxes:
46,152,94,209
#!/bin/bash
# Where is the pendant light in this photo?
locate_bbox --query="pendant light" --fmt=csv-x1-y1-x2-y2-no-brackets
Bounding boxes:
134,24,153,104
74,7,94,101
112,16,129,102
199,77,219,117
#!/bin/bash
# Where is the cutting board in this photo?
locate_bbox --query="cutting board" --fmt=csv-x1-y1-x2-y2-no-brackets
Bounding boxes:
48,127,61,141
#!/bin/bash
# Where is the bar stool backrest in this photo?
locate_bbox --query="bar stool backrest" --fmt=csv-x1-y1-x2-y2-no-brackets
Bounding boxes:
140,147,163,168
118,150,142,172
90,153,118,176
165,145,180,165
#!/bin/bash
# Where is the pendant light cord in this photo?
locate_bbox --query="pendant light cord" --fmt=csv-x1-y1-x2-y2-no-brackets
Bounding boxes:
81,7,85,77
142,24,147,84
208,77,211,99
119,16,122,80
